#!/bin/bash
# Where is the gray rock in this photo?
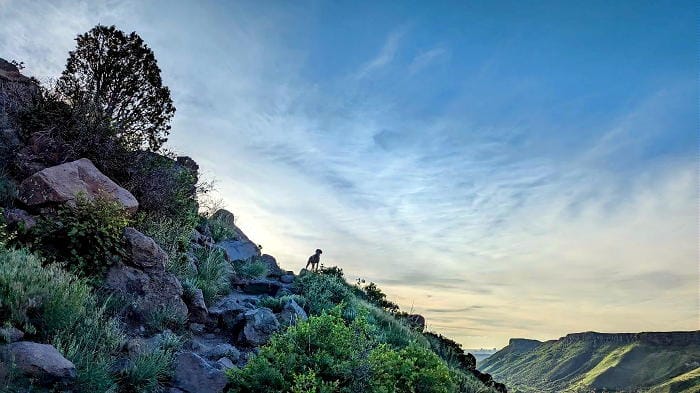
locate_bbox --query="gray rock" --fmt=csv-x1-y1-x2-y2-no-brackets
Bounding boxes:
279,274,295,284
215,357,235,370
237,308,279,347
189,323,205,334
17,158,138,212
209,293,257,330
123,227,168,271
201,344,240,362
277,299,308,326
217,239,260,262
187,288,208,324
0,341,76,385
240,279,281,296
0,326,24,343
2,208,35,231
259,254,284,277
173,351,228,393
104,263,188,324
211,209,235,227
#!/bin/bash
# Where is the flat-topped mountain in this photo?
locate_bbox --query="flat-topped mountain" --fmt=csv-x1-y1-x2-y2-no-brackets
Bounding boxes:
480,331,700,393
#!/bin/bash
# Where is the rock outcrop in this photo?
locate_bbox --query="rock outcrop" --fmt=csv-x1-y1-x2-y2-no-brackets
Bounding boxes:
0,341,76,386
237,308,280,347
17,158,139,212
172,351,228,393
277,299,307,326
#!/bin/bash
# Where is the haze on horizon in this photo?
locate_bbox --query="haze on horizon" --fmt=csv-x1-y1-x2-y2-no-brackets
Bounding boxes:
1,0,697,348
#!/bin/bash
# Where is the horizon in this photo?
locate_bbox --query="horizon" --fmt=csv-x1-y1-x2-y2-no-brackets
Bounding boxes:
1,0,697,348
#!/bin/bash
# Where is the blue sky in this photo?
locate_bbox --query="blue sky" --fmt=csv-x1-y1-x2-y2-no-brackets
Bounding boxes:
1,0,697,348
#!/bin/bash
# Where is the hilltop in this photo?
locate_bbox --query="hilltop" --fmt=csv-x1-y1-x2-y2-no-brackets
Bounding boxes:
0,25,507,393
480,331,700,393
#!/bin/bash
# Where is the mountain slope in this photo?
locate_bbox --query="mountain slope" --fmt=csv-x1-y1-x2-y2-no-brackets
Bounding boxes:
480,331,700,393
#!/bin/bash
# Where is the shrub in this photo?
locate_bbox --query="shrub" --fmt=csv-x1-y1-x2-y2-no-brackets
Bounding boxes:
357,280,399,313
145,304,187,333
0,171,16,208
52,301,124,392
31,193,129,280
209,215,236,242
369,342,456,393
119,348,174,393
258,294,308,313
57,24,175,151
233,258,268,280
294,270,354,315
135,213,193,276
318,264,344,279
0,246,91,336
191,246,231,304
228,307,376,392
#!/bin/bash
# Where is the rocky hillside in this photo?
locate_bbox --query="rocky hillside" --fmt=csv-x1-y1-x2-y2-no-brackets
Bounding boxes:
0,33,507,393
480,331,700,393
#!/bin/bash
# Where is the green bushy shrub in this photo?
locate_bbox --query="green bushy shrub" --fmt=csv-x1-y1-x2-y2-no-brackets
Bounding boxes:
294,270,354,315
0,246,91,336
228,307,456,393
191,246,231,304
233,258,268,280
209,215,236,242
32,193,129,280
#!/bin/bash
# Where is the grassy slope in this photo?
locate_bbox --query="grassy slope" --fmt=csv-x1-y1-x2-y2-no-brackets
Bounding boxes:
645,367,700,393
481,338,700,393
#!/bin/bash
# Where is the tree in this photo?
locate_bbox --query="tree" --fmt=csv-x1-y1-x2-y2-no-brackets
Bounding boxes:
57,25,175,151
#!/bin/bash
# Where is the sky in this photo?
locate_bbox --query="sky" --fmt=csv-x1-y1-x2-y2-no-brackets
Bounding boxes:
0,0,697,348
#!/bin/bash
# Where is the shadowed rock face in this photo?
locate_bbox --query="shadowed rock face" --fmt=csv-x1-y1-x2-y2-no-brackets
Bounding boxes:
17,158,139,212
173,352,228,393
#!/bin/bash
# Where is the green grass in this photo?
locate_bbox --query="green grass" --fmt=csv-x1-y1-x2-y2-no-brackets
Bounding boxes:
645,367,700,393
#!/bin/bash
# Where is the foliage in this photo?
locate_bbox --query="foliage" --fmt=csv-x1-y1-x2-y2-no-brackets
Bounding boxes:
227,307,376,392
145,303,187,333
190,246,231,304
356,279,399,313
318,265,345,279
425,332,476,371
0,171,16,208
31,193,129,280
258,294,308,313
229,307,456,393
209,215,237,242
233,258,269,280
0,246,91,336
369,342,456,393
118,348,175,393
294,270,355,316
57,24,175,151
52,300,125,392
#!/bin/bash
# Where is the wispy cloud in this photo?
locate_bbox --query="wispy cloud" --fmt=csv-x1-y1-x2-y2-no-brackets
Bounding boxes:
408,47,448,74
354,27,407,79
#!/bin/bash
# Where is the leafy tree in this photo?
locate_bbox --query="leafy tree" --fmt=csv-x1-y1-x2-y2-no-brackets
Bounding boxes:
57,25,175,151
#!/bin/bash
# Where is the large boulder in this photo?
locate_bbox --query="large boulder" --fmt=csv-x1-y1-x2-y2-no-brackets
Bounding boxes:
173,351,228,393
237,308,280,347
104,263,188,324
259,254,284,277
0,341,76,385
2,208,35,231
210,209,235,227
17,158,138,212
240,279,281,296
217,239,260,262
277,299,307,326
123,227,168,271
209,293,257,330
0,58,39,119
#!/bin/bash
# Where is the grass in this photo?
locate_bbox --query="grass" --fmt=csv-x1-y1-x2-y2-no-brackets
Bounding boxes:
119,348,175,393
145,304,187,333
233,258,268,280
190,246,232,304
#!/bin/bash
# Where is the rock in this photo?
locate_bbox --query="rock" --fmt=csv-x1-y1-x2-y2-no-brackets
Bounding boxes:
173,351,228,393
405,314,426,332
217,239,260,262
279,273,295,284
210,209,235,227
104,263,188,324
123,227,168,271
200,343,240,362
237,308,279,347
189,323,206,334
0,326,24,343
215,357,235,370
0,58,38,118
277,299,307,326
17,158,138,212
209,293,256,330
259,254,284,277
0,128,21,149
240,279,281,296
0,341,76,385
1,208,35,231
187,288,208,324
